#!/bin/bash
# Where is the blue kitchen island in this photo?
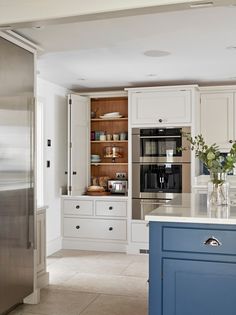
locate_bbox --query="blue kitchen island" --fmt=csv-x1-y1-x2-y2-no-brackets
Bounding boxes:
145,193,236,315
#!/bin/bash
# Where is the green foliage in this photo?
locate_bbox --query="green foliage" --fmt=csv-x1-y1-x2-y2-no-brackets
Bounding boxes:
180,133,236,176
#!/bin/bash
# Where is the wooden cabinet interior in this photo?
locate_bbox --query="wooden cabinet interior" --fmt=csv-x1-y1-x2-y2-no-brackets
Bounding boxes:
90,97,128,182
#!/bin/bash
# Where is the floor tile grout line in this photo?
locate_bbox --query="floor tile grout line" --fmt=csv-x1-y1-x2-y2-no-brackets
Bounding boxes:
79,293,101,315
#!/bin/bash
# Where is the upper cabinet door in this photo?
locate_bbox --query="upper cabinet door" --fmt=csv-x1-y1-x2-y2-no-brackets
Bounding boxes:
200,92,234,150
68,94,90,196
130,89,192,126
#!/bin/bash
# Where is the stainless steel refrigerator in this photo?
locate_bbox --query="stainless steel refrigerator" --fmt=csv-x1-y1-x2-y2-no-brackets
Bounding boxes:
0,36,35,314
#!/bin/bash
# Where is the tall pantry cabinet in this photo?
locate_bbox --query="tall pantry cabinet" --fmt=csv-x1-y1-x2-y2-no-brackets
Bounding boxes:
63,92,129,252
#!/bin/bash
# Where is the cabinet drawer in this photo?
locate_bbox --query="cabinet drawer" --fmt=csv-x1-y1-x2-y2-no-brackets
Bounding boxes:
163,226,236,255
63,199,93,216
131,222,149,243
64,218,127,241
95,200,127,217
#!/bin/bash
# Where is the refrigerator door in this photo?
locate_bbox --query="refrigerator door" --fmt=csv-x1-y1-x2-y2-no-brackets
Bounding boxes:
0,37,35,313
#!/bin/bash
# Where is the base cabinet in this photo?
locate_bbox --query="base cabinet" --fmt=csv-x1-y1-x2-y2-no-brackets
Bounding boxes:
149,221,236,315
62,196,128,252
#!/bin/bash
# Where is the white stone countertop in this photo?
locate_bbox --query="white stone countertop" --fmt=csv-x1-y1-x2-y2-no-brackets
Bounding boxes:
61,194,128,200
145,193,236,225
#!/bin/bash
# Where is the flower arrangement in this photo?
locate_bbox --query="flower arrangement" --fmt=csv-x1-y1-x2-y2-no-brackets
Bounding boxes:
180,134,236,185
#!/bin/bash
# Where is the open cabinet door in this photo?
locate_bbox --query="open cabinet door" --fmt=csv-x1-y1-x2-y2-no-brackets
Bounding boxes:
68,94,90,195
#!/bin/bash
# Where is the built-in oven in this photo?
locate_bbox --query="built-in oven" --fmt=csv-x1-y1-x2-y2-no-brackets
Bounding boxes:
132,127,191,220
132,127,190,163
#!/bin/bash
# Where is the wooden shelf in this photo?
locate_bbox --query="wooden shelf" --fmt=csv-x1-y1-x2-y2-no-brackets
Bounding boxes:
91,118,128,122
91,163,128,166
91,140,128,143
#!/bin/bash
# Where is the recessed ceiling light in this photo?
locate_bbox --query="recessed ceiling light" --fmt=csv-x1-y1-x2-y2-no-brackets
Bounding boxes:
147,74,158,77
190,2,214,8
227,46,236,50
144,50,170,57
77,78,86,81
32,26,45,30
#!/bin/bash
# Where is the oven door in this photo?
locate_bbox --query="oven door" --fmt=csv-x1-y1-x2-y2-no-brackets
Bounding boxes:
132,127,190,163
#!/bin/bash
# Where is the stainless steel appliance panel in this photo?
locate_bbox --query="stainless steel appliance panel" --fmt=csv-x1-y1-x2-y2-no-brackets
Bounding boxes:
132,127,191,163
132,198,171,220
0,36,34,314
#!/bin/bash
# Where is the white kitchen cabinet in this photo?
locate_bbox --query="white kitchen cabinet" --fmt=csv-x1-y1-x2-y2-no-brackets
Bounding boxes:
64,217,127,240
128,87,194,126
62,196,128,252
131,221,149,244
68,94,90,195
200,91,234,150
36,207,49,289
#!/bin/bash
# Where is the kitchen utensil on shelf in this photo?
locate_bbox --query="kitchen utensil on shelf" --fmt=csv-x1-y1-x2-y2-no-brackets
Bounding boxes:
99,115,123,119
119,132,127,140
106,134,112,141
99,134,106,141
104,146,123,162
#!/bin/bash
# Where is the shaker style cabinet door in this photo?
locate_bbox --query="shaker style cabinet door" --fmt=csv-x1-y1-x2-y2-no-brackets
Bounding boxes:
162,258,236,315
200,92,234,150
68,94,90,195
130,89,192,126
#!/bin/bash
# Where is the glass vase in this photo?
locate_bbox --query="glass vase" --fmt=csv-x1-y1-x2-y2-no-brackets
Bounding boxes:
207,172,230,207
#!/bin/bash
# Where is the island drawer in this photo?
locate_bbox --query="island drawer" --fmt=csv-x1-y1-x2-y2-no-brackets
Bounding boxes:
162,226,236,256
63,199,93,216
63,217,127,240
95,200,127,217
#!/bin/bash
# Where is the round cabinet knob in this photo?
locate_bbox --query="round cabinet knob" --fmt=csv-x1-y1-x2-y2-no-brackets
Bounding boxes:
76,205,80,209
158,118,163,123
73,171,77,175
109,227,113,231
109,206,113,210
229,140,233,143
76,225,80,230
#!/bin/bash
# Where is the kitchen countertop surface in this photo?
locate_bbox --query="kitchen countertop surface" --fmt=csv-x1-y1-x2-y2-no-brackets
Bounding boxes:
145,193,236,225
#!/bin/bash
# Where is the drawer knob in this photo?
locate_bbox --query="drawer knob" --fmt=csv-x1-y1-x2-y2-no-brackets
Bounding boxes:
158,118,163,123
229,140,233,143
109,206,113,210
76,205,80,209
76,225,80,229
109,227,113,231
204,236,222,247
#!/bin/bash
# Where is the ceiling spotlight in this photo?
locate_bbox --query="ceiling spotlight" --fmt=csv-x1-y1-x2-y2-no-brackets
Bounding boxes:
77,78,86,81
190,2,214,8
144,50,170,57
32,25,45,30
227,46,236,50
147,74,157,77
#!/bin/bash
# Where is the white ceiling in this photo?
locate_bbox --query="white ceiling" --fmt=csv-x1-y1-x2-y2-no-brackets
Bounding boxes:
18,5,236,91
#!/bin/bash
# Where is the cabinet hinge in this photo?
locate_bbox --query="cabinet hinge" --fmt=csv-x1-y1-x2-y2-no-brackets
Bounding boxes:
70,142,72,148
69,98,72,105
68,186,72,192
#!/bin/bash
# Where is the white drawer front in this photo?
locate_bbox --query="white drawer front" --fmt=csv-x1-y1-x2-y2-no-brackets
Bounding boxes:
95,201,127,217
131,222,149,243
64,218,127,241
63,199,93,216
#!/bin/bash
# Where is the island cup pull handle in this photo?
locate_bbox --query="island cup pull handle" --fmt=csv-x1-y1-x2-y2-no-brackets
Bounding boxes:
204,236,222,247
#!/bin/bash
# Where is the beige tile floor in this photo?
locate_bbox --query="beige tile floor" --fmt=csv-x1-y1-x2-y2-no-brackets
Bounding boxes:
9,250,148,315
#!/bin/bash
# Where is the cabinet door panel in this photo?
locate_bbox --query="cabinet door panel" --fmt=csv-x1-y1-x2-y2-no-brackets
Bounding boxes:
163,259,236,315
131,90,191,125
200,93,234,149
69,94,89,195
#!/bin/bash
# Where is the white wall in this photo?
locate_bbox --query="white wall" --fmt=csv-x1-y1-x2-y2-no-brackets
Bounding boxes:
37,78,68,256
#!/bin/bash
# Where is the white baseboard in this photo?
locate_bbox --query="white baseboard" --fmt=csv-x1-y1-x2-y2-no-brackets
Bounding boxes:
37,271,49,289
62,238,127,253
24,288,40,305
126,242,149,255
47,237,62,256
